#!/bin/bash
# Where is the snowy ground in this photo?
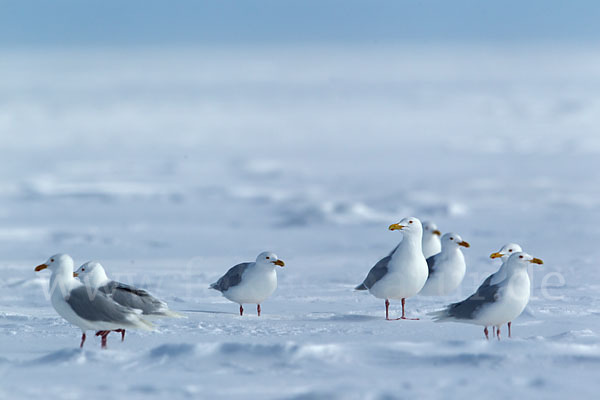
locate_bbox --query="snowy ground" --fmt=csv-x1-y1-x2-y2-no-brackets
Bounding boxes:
1,46,599,399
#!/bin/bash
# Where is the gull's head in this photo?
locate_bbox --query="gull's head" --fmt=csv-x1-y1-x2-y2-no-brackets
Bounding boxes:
422,221,441,237
441,232,470,249
35,253,74,273
490,243,523,262
506,252,543,270
389,217,422,237
256,251,285,267
73,261,109,286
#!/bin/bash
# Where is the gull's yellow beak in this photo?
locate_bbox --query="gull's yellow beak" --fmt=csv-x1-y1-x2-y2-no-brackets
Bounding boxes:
432,229,441,236
389,223,404,231
34,264,48,272
529,258,543,265
490,252,503,259
73,272,79,277
272,260,285,267
459,241,470,248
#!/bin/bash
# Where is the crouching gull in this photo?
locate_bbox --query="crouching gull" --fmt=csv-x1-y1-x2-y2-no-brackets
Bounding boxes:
74,261,183,342
419,232,470,296
209,251,284,316
429,252,542,340
484,243,523,337
355,217,428,320
422,221,442,258
35,254,153,348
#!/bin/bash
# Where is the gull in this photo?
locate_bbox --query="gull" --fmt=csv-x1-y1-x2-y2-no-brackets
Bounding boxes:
422,221,442,258
209,251,284,316
355,217,428,320
430,252,542,339
419,233,470,296
74,261,182,342
35,254,153,348
484,243,523,337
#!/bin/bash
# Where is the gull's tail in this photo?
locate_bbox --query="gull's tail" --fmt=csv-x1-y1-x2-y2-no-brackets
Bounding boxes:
157,309,186,318
427,308,451,323
125,314,155,331
354,283,368,291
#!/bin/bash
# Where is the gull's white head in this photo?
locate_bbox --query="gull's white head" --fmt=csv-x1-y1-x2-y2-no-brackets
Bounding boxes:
441,232,470,250
389,217,423,238
505,251,543,272
490,243,523,262
34,253,74,275
423,221,441,237
73,261,110,287
256,251,285,267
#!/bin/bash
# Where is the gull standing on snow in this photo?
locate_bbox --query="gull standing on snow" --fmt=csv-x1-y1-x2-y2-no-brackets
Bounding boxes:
35,254,153,348
355,217,428,320
429,252,542,339
419,233,470,296
422,221,442,258
209,251,285,316
483,243,523,337
74,261,182,341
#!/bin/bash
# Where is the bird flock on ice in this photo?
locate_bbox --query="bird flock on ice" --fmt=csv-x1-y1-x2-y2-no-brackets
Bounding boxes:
34,217,542,348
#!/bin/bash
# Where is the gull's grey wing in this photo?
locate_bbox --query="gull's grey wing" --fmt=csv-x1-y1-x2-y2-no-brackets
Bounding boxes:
476,274,494,291
355,256,391,290
100,281,168,315
444,283,502,320
426,255,437,276
65,286,138,324
210,262,252,292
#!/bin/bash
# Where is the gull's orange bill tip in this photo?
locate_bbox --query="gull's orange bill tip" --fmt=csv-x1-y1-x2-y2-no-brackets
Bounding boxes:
73,272,79,277
272,260,285,267
530,258,543,265
34,264,48,272
459,241,470,248
432,229,441,236
489,252,503,259
389,223,404,231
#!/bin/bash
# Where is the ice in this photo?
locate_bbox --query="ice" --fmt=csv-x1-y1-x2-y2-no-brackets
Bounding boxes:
0,45,599,399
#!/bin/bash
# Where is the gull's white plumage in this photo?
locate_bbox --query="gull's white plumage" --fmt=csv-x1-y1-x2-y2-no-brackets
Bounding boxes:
422,221,442,259
430,251,542,339
419,232,470,296
356,217,428,319
35,254,153,348
209,251,284,316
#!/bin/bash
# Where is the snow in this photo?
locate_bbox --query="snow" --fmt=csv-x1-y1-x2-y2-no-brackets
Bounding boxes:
1,45,599,399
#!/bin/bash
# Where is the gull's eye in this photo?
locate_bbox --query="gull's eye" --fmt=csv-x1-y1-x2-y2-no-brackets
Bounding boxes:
450,237,454,240
266,257,270,259
409,221,413,224
82,268,85,271
509,249,513,252
519,255,524,259
50,258,54,262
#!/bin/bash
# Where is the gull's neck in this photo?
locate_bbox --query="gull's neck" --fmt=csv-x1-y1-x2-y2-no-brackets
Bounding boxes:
86,268,111,288
49,262,78,298
394,232,423,257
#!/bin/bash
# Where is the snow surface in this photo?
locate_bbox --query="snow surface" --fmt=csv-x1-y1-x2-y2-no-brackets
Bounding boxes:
1,46,599,399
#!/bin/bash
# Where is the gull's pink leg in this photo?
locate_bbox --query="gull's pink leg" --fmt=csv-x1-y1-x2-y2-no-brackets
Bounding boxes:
114,329,126,341
385,299,400,320
385,299,389,320
80,333,86,348
484,326,489,340
95,330,110,349
257,304,261,317
496,326,501,341
400,298,419,320
508,322,512,338
239,305,244,316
